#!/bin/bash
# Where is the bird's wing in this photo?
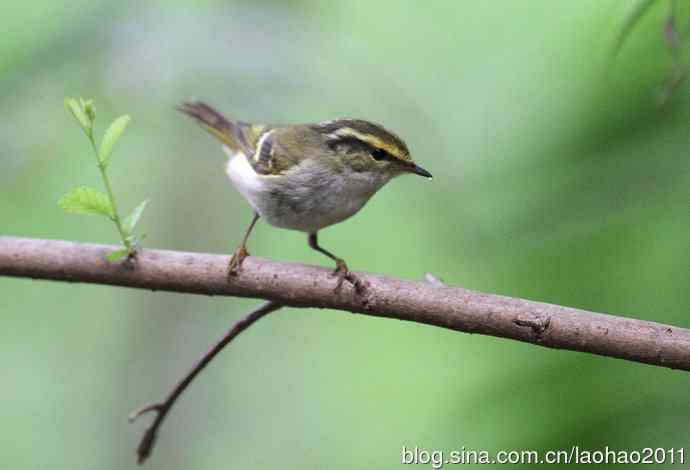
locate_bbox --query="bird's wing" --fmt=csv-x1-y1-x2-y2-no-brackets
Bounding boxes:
179,101,323,176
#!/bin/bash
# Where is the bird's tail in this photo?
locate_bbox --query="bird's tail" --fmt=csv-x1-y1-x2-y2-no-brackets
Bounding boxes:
177,101,253,154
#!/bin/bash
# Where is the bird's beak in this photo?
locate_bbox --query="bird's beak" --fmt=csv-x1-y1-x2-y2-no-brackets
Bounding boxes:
408,163,432,179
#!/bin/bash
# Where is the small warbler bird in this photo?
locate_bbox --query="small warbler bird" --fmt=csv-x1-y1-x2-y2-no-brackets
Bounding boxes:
179,101,431,290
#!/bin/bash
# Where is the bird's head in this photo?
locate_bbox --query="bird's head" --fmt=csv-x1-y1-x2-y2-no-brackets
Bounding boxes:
313,119,432,181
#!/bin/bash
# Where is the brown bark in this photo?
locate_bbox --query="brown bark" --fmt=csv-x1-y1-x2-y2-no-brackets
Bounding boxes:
1,236,689,371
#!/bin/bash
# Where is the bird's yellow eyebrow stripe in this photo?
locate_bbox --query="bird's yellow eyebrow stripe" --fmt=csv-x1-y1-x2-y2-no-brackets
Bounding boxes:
327,127,407,160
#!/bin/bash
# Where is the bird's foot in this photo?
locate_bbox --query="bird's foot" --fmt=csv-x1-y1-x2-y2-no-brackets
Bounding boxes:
333,258,366,294
227,246,249,278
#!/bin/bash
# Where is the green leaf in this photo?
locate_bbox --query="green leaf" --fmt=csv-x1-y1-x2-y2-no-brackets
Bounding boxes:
106,248,129,262
58,186,113,218
122,199,148,235
610,0,657,61
64,97,91,133
99,115,131,166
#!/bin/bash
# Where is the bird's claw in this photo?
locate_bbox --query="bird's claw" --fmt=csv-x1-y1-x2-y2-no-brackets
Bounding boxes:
333,259,365,294
227,246,249,278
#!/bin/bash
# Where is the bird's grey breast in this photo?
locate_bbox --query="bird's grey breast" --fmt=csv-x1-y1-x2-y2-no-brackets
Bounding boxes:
261,158,388,232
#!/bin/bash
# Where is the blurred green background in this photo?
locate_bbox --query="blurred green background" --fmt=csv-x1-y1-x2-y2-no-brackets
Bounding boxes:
2,1,689,468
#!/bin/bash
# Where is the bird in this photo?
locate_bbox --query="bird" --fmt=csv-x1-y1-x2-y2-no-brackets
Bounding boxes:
178,101,432,291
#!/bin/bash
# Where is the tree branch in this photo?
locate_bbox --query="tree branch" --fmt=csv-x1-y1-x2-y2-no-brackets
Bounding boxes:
128,300,283,464
1,236,689,371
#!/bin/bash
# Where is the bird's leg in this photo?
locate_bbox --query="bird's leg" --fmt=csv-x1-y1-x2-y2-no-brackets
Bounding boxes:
308,232,365,293
228,212,260,277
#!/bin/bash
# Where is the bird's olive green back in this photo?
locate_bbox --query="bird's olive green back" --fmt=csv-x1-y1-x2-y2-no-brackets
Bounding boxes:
179,102,412,176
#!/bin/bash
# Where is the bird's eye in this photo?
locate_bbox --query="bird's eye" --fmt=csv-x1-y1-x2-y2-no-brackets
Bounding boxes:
371,148,388,161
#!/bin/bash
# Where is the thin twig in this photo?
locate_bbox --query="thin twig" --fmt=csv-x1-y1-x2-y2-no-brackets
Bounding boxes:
1,236,689,371
128,300,283,464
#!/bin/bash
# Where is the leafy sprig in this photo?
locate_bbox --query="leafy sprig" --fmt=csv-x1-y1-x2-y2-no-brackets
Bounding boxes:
61,97,148,262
